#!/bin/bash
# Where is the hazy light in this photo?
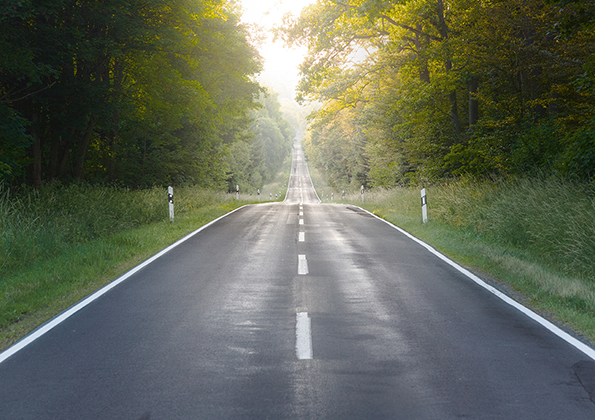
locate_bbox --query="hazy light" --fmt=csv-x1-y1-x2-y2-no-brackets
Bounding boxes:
239,0,314,101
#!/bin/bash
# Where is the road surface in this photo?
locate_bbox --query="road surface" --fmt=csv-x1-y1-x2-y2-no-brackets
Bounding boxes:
1,142,595,419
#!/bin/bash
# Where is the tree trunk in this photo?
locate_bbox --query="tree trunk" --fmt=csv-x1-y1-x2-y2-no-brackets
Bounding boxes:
449,89,462,138
31,110,42,188
413,24,430,83
73,117,96,180
549,92,559,120
436,0,461,139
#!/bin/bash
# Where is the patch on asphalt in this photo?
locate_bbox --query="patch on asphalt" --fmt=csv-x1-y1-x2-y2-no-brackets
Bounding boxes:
346,206,375,218
573,360,595,403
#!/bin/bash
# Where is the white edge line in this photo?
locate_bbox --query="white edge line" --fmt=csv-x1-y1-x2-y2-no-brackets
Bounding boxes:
354,205,595,362
282,147,294,203
304,159,322,204
0,205,249,365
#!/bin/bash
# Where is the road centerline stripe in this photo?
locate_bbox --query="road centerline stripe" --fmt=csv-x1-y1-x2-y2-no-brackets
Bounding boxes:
296,312,313,360
298,232,305,242
298,254,309,275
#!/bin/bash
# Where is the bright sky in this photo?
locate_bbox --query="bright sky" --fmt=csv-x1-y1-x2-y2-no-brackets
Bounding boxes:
239,0,315,102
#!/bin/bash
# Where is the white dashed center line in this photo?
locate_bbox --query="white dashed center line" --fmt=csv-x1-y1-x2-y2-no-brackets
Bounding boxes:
299,219,304,225
298,232,305,242
298,254,309,275
296,312,313,360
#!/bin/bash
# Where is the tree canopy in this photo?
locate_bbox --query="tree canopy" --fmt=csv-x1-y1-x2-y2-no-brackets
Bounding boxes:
281,0,595,188
0,0,289,189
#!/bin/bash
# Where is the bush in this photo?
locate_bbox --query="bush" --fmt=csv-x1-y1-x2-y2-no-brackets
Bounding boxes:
555,124,595,180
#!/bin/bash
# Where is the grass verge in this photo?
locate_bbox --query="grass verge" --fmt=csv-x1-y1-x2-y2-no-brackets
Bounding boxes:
345,178,595,345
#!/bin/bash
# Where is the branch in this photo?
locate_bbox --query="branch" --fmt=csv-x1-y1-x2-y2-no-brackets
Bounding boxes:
0,82,57,103
452,61,469,72
334,1,357,8
380,15,442,42
353,33,387,40
400,45,418,54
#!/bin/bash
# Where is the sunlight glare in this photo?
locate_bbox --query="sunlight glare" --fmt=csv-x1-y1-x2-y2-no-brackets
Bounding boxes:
239,0,315,101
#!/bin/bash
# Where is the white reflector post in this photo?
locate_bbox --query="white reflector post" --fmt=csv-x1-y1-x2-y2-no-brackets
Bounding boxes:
168,186,174,222
421,188,428,223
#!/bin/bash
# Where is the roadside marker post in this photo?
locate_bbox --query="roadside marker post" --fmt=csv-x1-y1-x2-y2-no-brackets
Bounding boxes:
168,186,174,222
361,185,364,203
331,193,334,201
257,189,260,201
342,190,345,200
421,188,428,223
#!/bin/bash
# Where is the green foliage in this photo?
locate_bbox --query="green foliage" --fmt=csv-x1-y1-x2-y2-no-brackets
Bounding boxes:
283,0,595,185
0,104,32,183
226,89,294,192
555,122,595,179
303,103,369,190
0,0,263,188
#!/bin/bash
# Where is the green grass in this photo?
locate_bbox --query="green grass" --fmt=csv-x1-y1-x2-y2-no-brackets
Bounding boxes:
344,178,595,344
0,184,262,350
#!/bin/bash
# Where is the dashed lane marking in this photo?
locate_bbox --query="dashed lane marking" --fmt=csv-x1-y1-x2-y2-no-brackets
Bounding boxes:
298,254,309,275
296,311,313,360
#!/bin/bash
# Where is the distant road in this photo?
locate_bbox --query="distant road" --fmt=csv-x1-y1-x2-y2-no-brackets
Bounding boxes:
1,142,595,419
285,141,320,204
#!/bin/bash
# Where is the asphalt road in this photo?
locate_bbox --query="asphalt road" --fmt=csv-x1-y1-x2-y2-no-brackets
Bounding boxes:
1,142,595,419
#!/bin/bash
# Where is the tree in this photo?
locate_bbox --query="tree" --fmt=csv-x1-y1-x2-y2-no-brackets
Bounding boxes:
281,0,595,184
0,0,264,187
226,89,294,192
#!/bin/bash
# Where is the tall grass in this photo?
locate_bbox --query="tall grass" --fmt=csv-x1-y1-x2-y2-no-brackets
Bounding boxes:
428,178,595,281
352,178,595,281
0,184,231,275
